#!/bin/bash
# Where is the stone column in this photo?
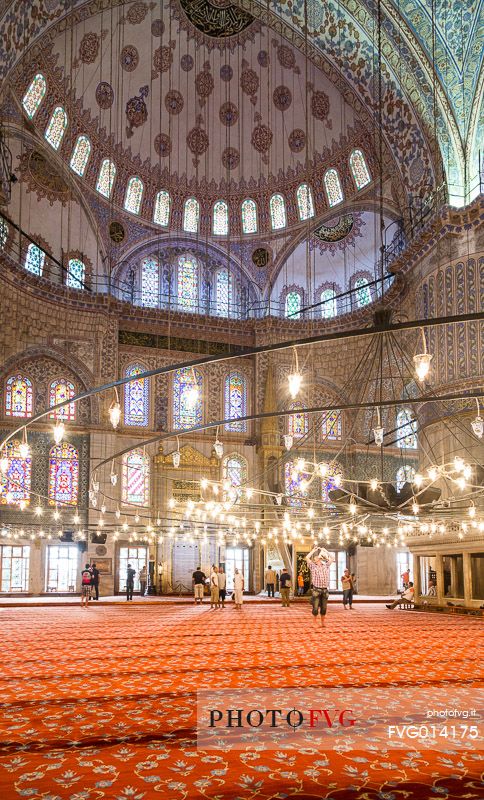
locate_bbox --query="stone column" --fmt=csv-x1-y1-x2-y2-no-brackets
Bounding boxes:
435,554,444,605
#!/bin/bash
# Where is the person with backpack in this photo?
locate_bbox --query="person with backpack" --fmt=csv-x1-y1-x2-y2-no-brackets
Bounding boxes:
80,563,93,608
126,563,136,601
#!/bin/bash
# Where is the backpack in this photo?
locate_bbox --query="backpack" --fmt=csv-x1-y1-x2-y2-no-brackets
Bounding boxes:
81,570,92,585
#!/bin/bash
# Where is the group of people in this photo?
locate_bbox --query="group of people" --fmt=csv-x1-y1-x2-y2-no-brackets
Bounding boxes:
80,562,100,607
192,565,245,609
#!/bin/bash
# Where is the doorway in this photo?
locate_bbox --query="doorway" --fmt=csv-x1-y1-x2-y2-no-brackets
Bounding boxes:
225,547,250,593
118,546,147,593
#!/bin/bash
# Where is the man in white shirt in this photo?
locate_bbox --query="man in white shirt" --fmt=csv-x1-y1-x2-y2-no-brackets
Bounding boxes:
386,582,415,609
210,567,220,609
217,567,227,608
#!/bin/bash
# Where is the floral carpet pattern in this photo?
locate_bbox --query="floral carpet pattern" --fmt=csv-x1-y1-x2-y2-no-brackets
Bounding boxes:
0,603,482,799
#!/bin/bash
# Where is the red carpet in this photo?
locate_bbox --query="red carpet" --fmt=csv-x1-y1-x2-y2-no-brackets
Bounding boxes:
0,603,482,799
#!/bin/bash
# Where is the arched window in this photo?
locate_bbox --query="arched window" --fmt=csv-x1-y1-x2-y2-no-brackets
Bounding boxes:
173,367,202,430
70,135,91,176
5,375,33,418
321,462,343,502
49,379,76,421
324,168,344,207
224,371,247,432
354,277,371,307
25,243,45,276
44,106,67,150
178,255,198,310
350,149,371,190
48,443,79,506
124,176,144,215
241,199,258,234
396,409,417,449
270,194,287,230
22,73,47,118
284,460,308,507
222,454,247,487
96,158,116,198
296,183,314,221
213,200,229,236
0,218,8,250
320,288,337,318
124,364,149,427
122,449,150,506
215,269,233,317
0,441,31,506
321,410,342,440
183,198,200,233
396,465,416,492
66,258,85,289
141,256,160,308
285,290,302,319
153,190,170,226
288,404,308,438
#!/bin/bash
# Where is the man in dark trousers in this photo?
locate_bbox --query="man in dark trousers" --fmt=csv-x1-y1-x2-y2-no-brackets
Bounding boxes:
91,562,100,600
126,563,136,601
280,567,291,607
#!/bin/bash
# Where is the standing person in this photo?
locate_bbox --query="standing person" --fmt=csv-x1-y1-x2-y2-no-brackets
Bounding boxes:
351,573,358,594
80,563,92,608
139,565,147,597
401,568,410,589
210,566,220,609
217,567,227,608
126,563,136,601
306,546,334,626
265,565,276,597
234,568,244,609
192,566,206,604
341,568,354,609
297,572,305,596
280,567,292,607
91,562,100,601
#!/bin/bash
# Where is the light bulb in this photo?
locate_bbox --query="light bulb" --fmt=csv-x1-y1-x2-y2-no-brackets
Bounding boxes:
413,473,423,488
53,509,60,521
427,466,438,482
319,462,328,477
373,426,384,446
101,504,106,514
19,441,30,459
135,514,140,523
19,499,27,510
53,421,65,445
471,415,483,439
333,473,342,487
214,439,224,459
349,501,357,515
0,455,8,474
468,505,476,518
246,487,254,499
92,479,100,493
110,473,118,486
287,372,302,399
275,493,283,505
185,385,199,409
73,513,80,524
370,479,378,492
109,401,121,429
34,505,43,516
168,497,176,509
283,434,293,451
296,458,305,472
200,478,208,490
173,450,181,469
413,352,432,382
412,502,419,515
457,477,466,491
454,456,465,473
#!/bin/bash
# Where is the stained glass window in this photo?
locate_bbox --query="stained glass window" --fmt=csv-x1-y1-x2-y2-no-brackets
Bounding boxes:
321,410,342,440
70,135,91,177
396,465,416,492
241,199,258,234
285,290,301,319
284,461,308,507
183,197,200,233
124,364,149,427
321,289,337,318
215,269,232,317
269,194,287,230
324,168,344,207
141,256,160,308
224,371,247,432
173,367,202,430
0,218,8,250
153,190,170,226
96,158,116,198
49,379,76,421
48,443,79,506
396,409,417,449
25,243,45,276
44,106,67,150
350,149,371,190
0,441,31,506
222,454,247,487
321,463,343,503
178,255,198,310
22,74,46,118
122,449,150,506
66,258,85,289
288,404,308,438
355,277,371,307
296,183,314,221
124,176,144,215
5,375,33,418
212,200,229,236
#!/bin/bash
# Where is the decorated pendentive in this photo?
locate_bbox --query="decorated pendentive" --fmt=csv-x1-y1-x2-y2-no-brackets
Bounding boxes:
310,214,366,255
125,85,149,139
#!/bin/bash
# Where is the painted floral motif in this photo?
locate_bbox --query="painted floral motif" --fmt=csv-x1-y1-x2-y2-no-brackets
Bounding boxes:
125,85,149,139
74,30,107,66
180,53,194,71
95,81,114,109
288,129,306,152
187,125,209,164
151,18,164,36
274,41,300,73
165,90,184,114
220,64,233,81
311,88,331,122
273,85,292,112
126,2,155,25
152,42,176,79
258,49,269,66
120,44,139,71
240,60,259,102
251,116,273,162
154,133,172,157
195,62,214,104
222,147,240,170
219,101,239,126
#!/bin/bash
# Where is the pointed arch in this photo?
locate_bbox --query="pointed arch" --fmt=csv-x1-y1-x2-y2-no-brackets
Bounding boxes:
222,453,248,487
284,290,302,319
183,198,200,233
22,73,46,118
349,149,371,189
70,135,91,176
173,367,202,429
224,371,247,432
153,190,170,226
296,183,314,220
122,449,150,506
66,258,85,289
24,243,45,276
49,379,76,421
44,106,67,150
96,159,116,198
0,440,31,506
324,168,344,207
5,374,33,418
213,200,229,236
396,409,417,449
320,288,337,318
124,364,149,427
241,198,258,234
48,443,79,506
270,193,287,230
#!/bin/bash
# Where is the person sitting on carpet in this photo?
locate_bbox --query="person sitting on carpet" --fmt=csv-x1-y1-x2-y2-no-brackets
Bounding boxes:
386,582,414,609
